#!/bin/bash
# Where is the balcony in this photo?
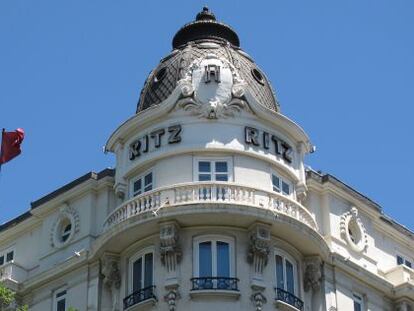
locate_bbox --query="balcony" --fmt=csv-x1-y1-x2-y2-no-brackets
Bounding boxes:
383,265,414,286
0,262,28,290
191,277,239,291
123,286,156,310
104,182,317,231
274,288,304,311
190,277,240,300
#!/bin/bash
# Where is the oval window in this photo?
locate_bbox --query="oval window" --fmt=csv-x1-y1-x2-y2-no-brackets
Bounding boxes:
251,68,265,85
154,67,167,83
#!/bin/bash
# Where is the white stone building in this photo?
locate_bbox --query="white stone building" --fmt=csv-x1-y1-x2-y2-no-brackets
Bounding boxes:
1,7,413,311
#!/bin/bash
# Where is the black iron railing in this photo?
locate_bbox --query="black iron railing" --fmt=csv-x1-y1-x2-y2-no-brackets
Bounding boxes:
123,285,156,309
275,287,303,311
191,277,239,291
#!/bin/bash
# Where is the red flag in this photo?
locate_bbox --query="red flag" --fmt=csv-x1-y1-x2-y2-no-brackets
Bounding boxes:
0,128,25,165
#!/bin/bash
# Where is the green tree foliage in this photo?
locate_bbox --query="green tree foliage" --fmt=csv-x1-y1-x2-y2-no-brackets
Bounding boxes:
0,282,28,311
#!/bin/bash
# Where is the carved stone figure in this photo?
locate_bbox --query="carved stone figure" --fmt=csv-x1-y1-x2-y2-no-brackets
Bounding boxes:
251,291,267,311
247,224,271,275
164,287,180,311
160,222,182,273
304,256,322,292
101,254,121,311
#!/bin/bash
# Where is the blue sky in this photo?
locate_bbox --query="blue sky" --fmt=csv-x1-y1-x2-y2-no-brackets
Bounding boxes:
0,1,413,230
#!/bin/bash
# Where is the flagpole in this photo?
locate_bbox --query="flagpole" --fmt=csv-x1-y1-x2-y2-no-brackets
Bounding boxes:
0,128,4,172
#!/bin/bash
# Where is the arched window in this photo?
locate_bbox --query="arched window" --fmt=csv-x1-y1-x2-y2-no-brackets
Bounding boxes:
274,249,303,310
192,235,238,291
125,248,155,309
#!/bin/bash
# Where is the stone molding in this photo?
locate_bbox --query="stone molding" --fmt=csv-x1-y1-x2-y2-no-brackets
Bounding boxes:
160,222,182,274
164,286,180,311
247,223,271,276
50,203,80,248
251,290,267,311
340,207,368,253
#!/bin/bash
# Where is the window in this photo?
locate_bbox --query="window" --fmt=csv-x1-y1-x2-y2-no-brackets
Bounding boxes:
193,236,237,290
6,251,13,263
397,255,413,268
129,251,154,293
0,256,3,266
272,173,292,196
131,172,153,197
197,160,230,182
54,288,67,311
275,250,298,295
353,293,363,311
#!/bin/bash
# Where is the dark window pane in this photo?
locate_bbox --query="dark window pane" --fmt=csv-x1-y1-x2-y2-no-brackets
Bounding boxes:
353,301,361,311
282,181,290,195
199,162,211,173
406,260,412,268
57,299,66,311
144,173,152,187
134,179,142,195
215,174,228,181
133,258,142,292
144,253,153,287
286,259,295,294
215,162,228,173
0,256,4,265
6,252,13,262
217,241,230,277
199,174,211,181
272,175,280,192
397,255,404,265
199,242,212,277
276,255,284,289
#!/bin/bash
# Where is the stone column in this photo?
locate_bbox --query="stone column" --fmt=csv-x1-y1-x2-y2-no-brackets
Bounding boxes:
101,253,121,311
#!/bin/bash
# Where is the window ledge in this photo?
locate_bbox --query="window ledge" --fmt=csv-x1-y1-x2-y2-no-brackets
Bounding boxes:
190,289,240,300
124,298,156,311
274,300,301,311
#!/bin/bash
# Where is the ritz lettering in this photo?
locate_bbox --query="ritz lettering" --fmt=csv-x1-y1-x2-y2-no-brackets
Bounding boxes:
129,125,182,161
245,126,293,164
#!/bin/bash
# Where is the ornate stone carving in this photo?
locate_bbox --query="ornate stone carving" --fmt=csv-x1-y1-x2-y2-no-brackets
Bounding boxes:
247,224,271,275
251,291,267,311
304,256,323,292
160,222,182,273
340,207,368,253
50,203,80,248
101,253,121,311
164,287,180,311
176,53,250,119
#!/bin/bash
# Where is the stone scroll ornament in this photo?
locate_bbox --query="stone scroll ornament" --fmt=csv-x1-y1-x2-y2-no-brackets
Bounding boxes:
176,53,250,119
101,254,121,311
340,207,368,253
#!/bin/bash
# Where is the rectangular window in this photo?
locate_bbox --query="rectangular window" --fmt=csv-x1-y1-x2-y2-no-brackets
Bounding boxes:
397,255,413,269
353,294,363,311
0,256,4,266
6,251,13,262
272,173,292,197
275,251,297,296
197,160,229,182
54,289,67,311
132,172,153,197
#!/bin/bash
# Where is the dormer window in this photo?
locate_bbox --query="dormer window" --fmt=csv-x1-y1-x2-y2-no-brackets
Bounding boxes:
397,255,413,268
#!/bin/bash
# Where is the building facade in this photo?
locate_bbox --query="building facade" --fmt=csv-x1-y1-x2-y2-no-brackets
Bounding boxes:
1,8,413,311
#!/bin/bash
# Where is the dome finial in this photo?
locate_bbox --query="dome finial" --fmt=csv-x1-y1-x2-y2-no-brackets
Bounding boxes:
196,6,216,21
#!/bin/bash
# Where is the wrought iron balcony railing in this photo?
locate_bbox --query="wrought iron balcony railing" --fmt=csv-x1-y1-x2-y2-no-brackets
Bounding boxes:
191,277,239,291
104,182,317,231
123,285,156,309
275,287,304,311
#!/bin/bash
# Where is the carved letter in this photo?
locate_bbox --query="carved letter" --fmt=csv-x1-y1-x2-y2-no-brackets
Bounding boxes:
150,129,166,148
245,127,260,146
271,135,282,155
263,132,270,150
129,140,141,160
168,125,182,144
282,142,293,163
142,135,149,153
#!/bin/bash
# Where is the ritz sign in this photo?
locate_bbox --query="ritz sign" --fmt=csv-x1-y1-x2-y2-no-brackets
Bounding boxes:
128,124,293,164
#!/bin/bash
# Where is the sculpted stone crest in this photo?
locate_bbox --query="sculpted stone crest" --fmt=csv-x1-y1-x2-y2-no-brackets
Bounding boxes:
176,53,249,119
340,207,368,253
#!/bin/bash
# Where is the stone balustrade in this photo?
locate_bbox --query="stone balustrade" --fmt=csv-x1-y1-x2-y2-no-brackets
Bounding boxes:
0,262,28,285
103,182,317,231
